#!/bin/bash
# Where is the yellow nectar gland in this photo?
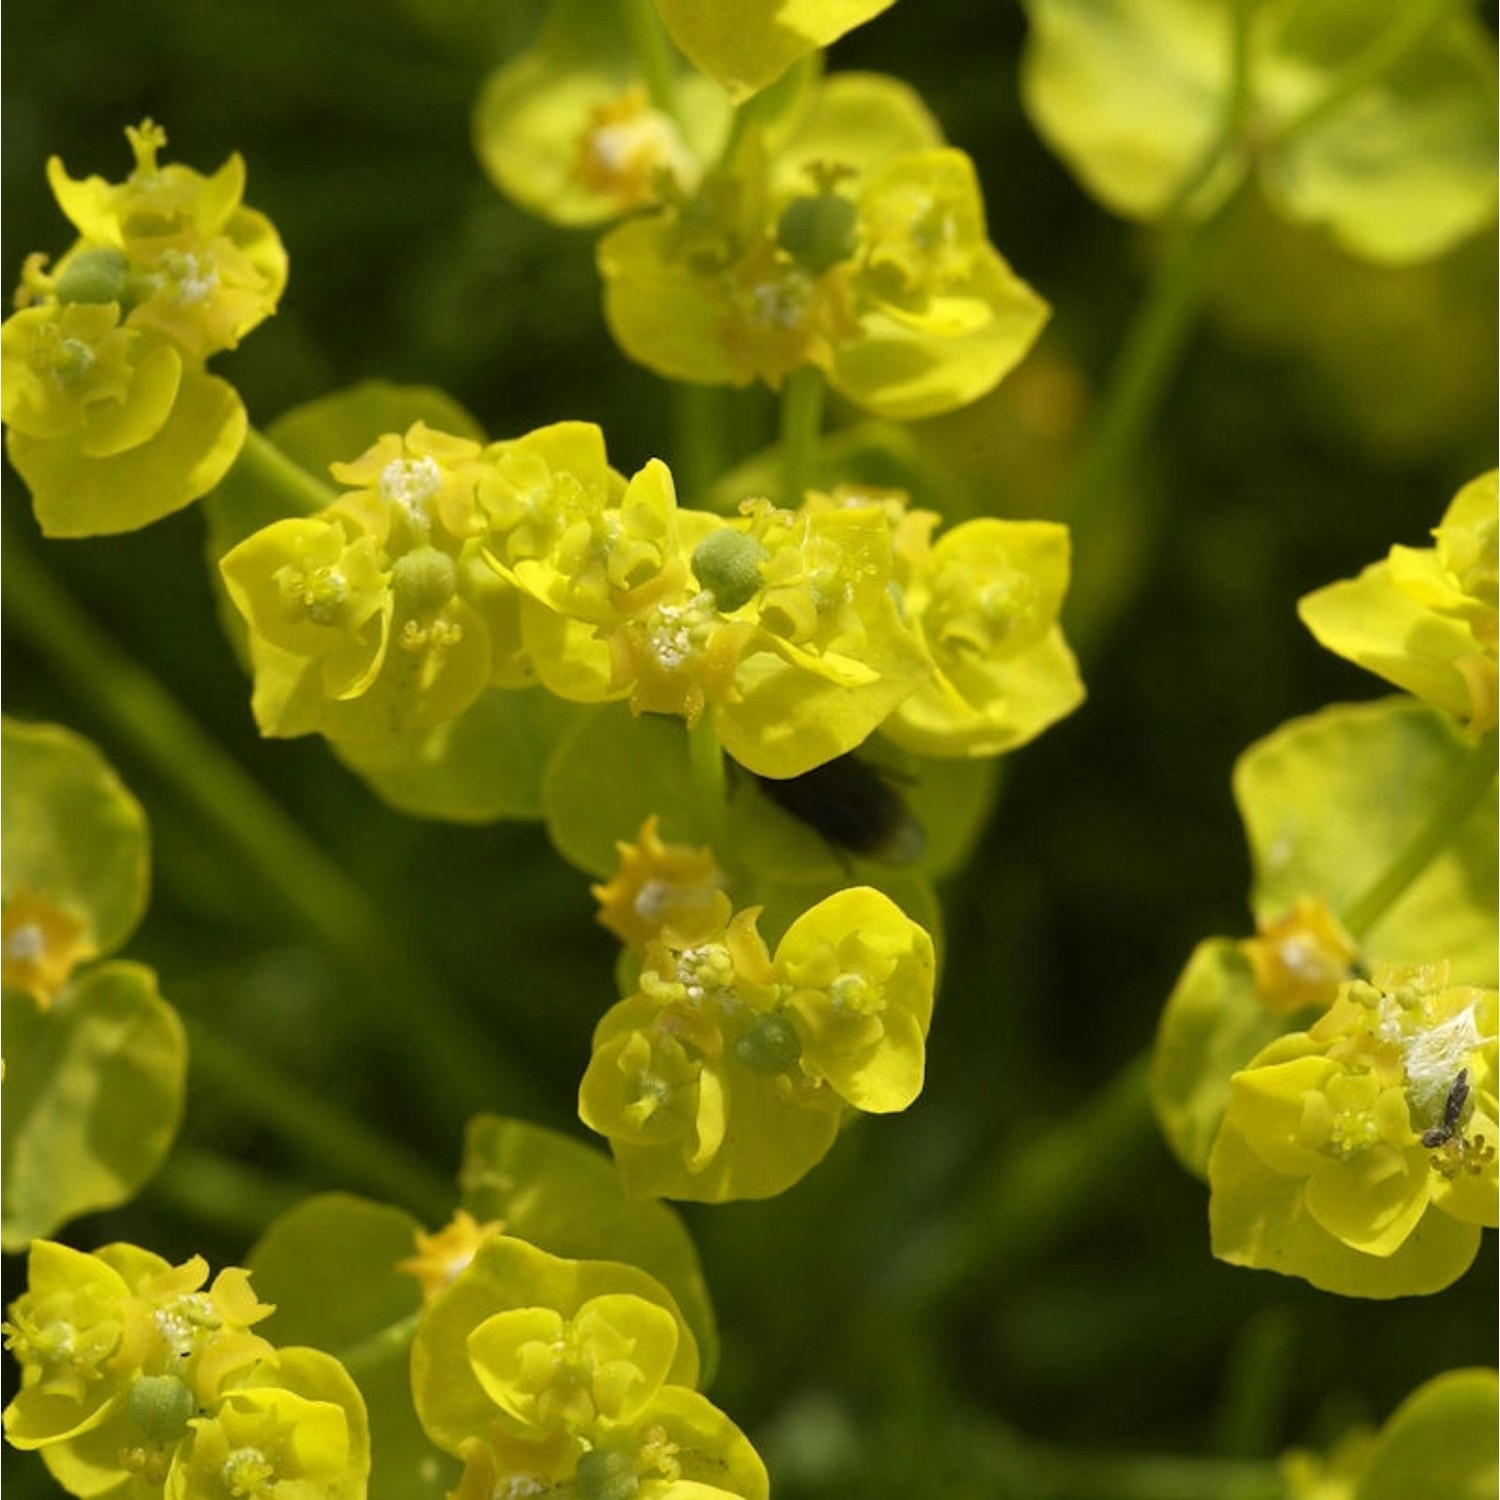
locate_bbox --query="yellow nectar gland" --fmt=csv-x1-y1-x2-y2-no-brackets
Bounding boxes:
1241,896,1357,1016
592,816,725,952
398,1211,504,1302
2,889,90,1007
576,86,698,210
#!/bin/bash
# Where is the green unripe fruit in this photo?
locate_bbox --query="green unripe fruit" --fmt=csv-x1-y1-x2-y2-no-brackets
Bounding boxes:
391,546,457,615
692,528,766,612
734,1011,803,1074
54,247,131,306
129,1374,196,1443
576,1448,639,1500
777,193,860,276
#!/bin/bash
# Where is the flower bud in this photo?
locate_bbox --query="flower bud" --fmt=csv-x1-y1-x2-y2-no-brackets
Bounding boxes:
691,528,766,612
54,247,130,306
576,1448,639,1500
733,1011,803,1073
128,1374,196,1443
391,546,458,616
776,192,860,276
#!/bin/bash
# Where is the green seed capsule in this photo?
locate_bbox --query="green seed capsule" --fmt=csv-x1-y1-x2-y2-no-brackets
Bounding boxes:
734,1011,803,1073
776,193,860,276
391,546,457,615
129,1374,196,1443
54,247,132,306
576,1447,639,1500
692,527,767,612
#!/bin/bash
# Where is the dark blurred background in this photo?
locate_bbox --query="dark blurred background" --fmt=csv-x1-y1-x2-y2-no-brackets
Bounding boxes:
3,1,1495,1495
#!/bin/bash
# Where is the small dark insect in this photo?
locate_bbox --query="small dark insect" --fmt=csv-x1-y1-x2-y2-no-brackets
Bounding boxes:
752,751,925,865
1421,1068,1471,1149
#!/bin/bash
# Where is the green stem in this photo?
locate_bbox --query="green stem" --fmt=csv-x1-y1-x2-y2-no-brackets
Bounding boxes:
672,382,731,503
1341,728,1497,941
337,1309,423,1379
187,1019,454,1223
621,0,682,125
980,1436,1284,1500
1265,0,1458,151
778,363,825,506
688,712,729,850
234,426,336,517
882,1053,1155,1314
150,1145,308,1241
0,532,554,1132
1158,0,1256,224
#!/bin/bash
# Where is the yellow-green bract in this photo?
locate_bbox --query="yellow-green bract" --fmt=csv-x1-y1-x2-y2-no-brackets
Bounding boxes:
580,885,935,1201
2,121,285,535
2,1241,370,1499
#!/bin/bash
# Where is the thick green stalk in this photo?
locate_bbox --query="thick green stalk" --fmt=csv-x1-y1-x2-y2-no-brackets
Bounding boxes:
1342,728,1497,941
187,1019,454,1223
621,0,682,124
234,426,336,516
1,532,552,1132
688,711,729,849
779,363,825,506
338,1309,423,1378
672,382,732,503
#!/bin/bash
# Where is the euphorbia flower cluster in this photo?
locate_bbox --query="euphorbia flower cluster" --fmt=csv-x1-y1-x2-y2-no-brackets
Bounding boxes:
411,1235,766,1499
1210,964,1497,1298
1,121,285,536
220,419,1083,779
1300,470,1499,733
597,73,1049,419
583,825,935,1200
2,1241,369,1498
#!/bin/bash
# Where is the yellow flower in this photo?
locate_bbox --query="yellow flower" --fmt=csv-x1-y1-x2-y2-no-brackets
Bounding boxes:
592,816,728,952
579,887,933,1201
3,121,283,535
1209,964,1497,1296
1239,895,1358,1018
598,78,1047,419
398,1210,506,1303
1300,471,1499,732
1,888,90,1009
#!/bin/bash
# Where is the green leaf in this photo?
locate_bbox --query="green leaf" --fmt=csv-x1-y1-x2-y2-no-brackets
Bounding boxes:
655,0,897,102
270,380,486,475
1021,0,1499,263
541,703,703,877
332,688,590,824
1355,1368,1499,1500
2,961,185,1249
248,1191,426,1351
1261,0,1499,264
1,718,150,962
8,367,246,536
1150,937,1289,1179
1234,698,1496,982
247,1193,459,1500
459,1115,719,1386
1021,0,1239,222
411,1235,700,1454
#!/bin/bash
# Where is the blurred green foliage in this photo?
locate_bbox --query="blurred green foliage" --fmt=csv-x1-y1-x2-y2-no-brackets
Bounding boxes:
3,1,1495,1496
